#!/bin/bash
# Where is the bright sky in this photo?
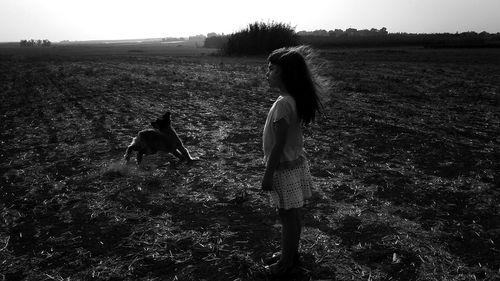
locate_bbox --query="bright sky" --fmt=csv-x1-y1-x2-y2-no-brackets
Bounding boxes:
1,0,499,42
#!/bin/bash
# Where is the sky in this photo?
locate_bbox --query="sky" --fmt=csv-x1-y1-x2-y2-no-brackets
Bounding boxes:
1,0,499,42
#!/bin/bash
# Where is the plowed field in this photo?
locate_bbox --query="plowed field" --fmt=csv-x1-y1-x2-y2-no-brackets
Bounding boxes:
1,45,499,280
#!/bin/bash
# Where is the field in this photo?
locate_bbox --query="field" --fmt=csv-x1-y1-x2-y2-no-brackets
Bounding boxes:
1,43,499,280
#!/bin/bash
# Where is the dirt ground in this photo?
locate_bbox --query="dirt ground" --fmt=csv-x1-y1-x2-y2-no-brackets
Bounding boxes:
1,45,499,280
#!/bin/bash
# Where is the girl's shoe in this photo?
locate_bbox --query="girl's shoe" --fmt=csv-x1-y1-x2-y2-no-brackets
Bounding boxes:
264,252,301,266
265,261,296,277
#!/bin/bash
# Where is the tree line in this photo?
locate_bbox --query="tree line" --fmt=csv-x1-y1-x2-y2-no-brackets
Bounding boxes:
205,24,500,55
19,39,52,47
299,31,500,48
297,27,388,37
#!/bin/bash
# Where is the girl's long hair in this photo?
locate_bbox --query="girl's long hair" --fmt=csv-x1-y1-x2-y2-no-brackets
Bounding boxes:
268,45,323,125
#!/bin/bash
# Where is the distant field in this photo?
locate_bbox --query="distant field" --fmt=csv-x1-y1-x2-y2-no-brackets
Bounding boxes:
0,42,218,58
0,45,499,280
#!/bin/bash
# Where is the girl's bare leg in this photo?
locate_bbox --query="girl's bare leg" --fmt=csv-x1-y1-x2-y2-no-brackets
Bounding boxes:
278,208,301,268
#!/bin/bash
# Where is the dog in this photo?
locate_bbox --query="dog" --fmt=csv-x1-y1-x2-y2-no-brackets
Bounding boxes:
124,112,197,164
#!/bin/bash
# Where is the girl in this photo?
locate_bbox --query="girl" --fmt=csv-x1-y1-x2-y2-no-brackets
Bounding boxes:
262,45,322,276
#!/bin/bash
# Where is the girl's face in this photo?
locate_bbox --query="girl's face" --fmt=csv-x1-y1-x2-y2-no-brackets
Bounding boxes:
266,63,282,89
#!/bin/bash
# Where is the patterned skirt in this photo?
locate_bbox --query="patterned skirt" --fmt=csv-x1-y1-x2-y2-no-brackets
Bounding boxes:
270,157,313,210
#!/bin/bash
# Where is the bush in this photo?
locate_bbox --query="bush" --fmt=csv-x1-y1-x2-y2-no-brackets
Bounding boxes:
204,36,228,49
222,21,299,56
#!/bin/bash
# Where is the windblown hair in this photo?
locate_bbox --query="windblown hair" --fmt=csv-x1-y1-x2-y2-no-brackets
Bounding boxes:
268,45,323,125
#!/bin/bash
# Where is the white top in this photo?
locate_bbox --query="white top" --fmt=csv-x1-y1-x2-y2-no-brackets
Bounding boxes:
262,95,305,164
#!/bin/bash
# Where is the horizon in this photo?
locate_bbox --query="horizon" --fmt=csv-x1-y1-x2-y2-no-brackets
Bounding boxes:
9,27,500,45
1,0,500,43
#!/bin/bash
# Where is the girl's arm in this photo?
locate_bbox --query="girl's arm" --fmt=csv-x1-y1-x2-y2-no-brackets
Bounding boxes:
262,118,288,191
